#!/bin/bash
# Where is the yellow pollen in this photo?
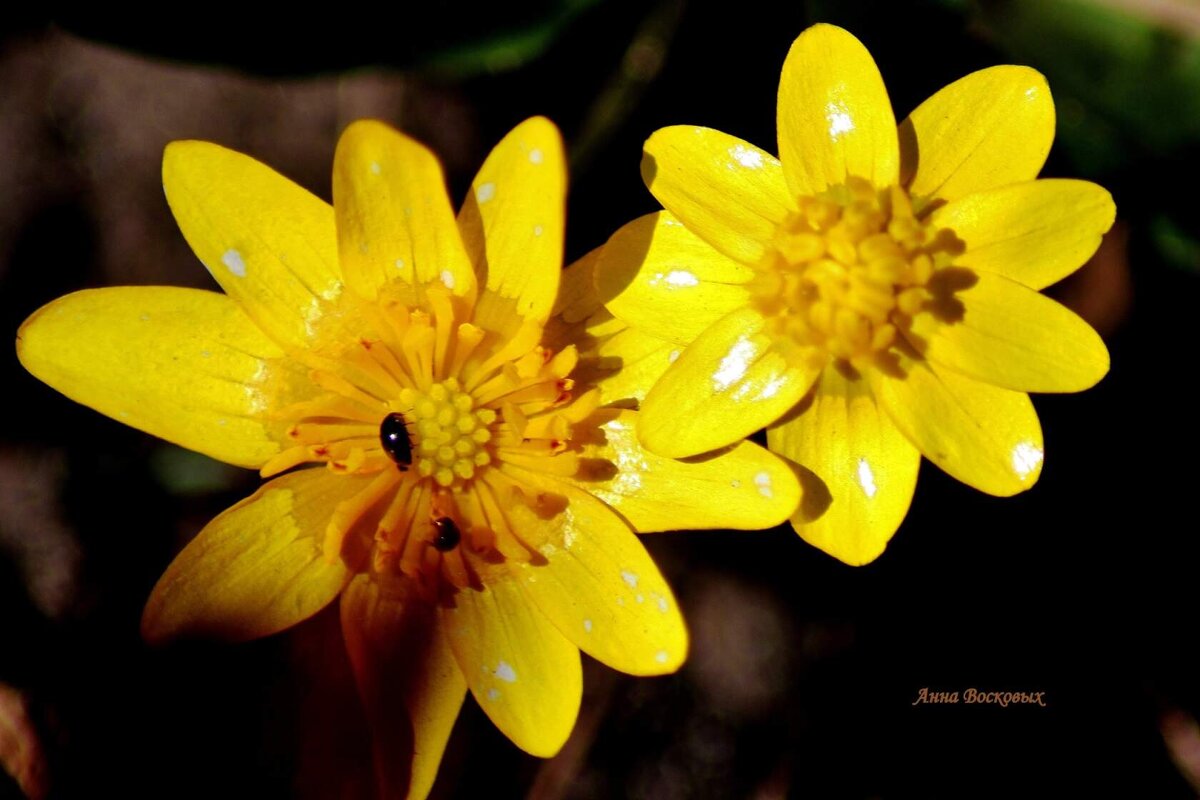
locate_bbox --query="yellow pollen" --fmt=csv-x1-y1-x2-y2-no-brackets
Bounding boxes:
398,380,495,490
752,176,964,365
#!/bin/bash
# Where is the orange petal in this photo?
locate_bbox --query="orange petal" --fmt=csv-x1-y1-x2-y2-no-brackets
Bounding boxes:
341,574,466,800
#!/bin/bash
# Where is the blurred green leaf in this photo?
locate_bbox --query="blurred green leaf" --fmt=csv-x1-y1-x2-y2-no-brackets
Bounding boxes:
149,445,243,497
967,0,1200,170
422,0,604,77
1151,215,1200,273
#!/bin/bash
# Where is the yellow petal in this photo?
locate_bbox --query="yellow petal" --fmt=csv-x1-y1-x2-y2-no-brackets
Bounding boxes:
638,308,823,458
932,179,1116,290
907,269,1109,393
767,367,919,565
869,359,1044,497
497,467,688,675
459,117,566,333
576,323,681,407
777,24,899,197
142,469,357,643
596,212,754,345
571,410,799,532
641,127,792,265
902,66,1054,203
543,249,681,408
552,247,603,324
341,574,465,800
333,120,475,303
439,576,581,757
162,140,342,351
16,286,284,469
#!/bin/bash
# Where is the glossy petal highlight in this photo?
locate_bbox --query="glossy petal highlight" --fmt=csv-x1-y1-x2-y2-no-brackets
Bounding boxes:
16,286,284,469
142,469,356,643
767,368,919,565
639,308,822,457
777,23,899,196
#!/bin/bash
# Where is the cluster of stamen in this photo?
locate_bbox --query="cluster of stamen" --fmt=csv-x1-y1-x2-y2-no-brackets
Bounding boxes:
401,379,495,487
751,177,963,365
261,284,599,599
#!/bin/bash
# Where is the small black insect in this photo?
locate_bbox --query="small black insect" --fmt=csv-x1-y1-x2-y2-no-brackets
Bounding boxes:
380,412,414,469
431,517,461,552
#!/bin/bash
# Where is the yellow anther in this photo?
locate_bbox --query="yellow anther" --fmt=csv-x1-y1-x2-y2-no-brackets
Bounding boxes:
751,177,962,364
910,254,934,285
827,237,858,266
897,287,928,316
779,232,826,262
871,323,897,351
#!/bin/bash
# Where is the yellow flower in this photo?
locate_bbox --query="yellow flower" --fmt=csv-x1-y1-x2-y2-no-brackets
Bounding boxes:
596,24,1115,566
16,119,800,798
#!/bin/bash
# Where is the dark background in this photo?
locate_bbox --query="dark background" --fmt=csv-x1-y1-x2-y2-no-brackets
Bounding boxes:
2,1,1198,797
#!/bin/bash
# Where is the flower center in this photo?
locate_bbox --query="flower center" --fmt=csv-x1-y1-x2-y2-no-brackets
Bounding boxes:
751,177,963,365
260,284,599,598
398,379,495,488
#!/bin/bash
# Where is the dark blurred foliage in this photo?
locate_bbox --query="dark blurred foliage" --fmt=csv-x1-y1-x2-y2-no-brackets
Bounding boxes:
2,1,1198,798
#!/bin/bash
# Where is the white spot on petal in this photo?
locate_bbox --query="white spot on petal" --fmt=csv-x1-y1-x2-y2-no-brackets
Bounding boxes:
139,313,150,322
200,349,211,358
440,269,456,289
713,336,756,391
1011,441,1043,480
856,457,878,498
656,595,669,613
395,258,406,270
221,249,247,277
476,182,496,203
487,688,501,701
636,594,645,604
754,471,773,499
494,661,517,683
728,144,764,169
534,224,544,237
668,350,681,363
369,161,381,175
755,375,787,400
655,650,669,664
826,103,855,139
583,618,593,633
665,270,698,288
621,570,639,589
529,148,543,164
